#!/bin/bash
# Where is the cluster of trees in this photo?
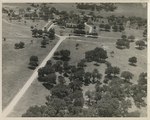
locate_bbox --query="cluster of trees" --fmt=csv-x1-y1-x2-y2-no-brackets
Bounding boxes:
112,24,124,32
116,35,130,49
127,16,147,28
99,24,110,31
54,50,71,61
132,72,147,108
2,8,8,13
14,41,25,49
39,5,58,21
23,53,108,117
76,3,117,12
73,21,86,35
84,61,147,117
31,28,55,41
85,47,108,63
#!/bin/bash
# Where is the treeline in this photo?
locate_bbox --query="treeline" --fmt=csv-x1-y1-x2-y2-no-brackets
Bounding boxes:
76,3,117,12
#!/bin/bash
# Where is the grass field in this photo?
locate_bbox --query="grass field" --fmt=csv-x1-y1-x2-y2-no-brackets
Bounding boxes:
2,20,59,109
3,3,147,18
47,3,147,18
92,27,145,40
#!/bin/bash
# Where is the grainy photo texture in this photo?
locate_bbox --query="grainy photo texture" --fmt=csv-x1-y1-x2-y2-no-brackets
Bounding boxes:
2,3,147,117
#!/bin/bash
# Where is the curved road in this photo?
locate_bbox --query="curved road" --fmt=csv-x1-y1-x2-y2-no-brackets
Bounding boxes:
85,23,92,33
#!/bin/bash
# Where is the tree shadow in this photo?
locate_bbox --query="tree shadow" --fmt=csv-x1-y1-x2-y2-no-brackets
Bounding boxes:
129,63,137,67
28,66,36,70
41,46,46,48
93,63,100,66
42,83,54,90
104,75,112,79
135,47,144,50
116,46,124,50
53,56,60,60
60,57,70,61
32,36,37,38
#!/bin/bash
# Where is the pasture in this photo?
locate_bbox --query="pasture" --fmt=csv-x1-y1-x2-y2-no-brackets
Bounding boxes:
2,3,147,117
8,35,147,117
2,20,59,109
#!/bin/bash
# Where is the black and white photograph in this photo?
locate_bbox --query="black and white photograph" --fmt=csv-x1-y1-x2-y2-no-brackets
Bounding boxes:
1,1,148,118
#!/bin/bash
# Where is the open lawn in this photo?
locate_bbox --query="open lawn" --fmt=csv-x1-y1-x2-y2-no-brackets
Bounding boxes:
2,20,59,109
2,14,47,30
6,32,147,117
92,27,145,40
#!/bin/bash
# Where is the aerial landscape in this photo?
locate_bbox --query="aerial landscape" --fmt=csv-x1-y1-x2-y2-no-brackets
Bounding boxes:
2,3,147,117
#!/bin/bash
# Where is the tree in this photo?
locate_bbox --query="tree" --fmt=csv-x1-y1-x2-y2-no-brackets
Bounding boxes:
84,72,92,85
103,78,109,84
22,105,57,117
96,94,120,117
116,39,130,49
43,65,55,75
58,76,66,84
128,35,135,42
112,66,120,76
19,41,25,48
37,29,43,36
85,47,108,63
112,25,118,32
31,26,34,29
41,40,47,47
105,66,120,77
138,72,147,86
99,24,104,28
46,97,66,114
51,84,70,98
15,43,19,49
119,25,124,32
54,51,60,56
19,8,24,15
77,22,85,30
49,13,54,19
46,60,52,66
48,28,55,40
104,24,110,31
135,40,145,49
26,7,31,12
60,50,70,61
31,28,38,37
121,35,127,40
29,56,38,67
143,29,147,37
43,73,57,85
121,71,133,82
128,57,137,65
80,10,85,15
77,60,86,69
